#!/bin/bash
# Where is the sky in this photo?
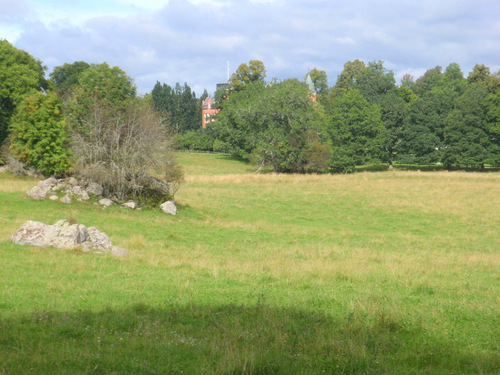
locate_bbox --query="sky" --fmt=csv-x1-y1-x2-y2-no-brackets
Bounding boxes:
1,0,499,96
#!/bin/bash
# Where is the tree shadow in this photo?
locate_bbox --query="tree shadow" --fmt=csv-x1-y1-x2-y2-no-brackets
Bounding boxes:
1,303,497,374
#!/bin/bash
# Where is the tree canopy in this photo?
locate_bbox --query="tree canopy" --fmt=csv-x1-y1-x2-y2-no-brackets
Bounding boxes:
228,60,267,92
0,40,48,146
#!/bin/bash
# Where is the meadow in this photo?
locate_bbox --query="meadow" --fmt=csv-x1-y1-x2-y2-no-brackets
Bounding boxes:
0,154,499,374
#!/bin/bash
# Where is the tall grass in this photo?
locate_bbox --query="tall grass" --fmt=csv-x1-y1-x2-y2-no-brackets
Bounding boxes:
0,157,499,374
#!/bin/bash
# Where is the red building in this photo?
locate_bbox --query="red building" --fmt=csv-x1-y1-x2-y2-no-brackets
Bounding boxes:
201,97,219,129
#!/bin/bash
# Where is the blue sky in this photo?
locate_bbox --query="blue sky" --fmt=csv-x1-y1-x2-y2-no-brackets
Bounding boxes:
1,0,499,96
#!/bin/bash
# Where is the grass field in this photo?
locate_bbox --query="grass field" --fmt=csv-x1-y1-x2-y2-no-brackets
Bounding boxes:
1,153,499,374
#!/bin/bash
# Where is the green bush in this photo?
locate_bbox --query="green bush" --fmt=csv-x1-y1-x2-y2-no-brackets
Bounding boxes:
9,92,70,176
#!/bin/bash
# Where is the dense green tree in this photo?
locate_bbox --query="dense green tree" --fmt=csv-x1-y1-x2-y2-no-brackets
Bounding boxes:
442,83,493,168
467,64,491,85
215,82,266,159
216,79,329,172
443,63,467,95
399,86,456,164
378,90,408,165
327,89,388,173
331,59,366,98
349,60,406,166
307,68,329,103
414,66,443,97
483,92,500,165
50,61,91,99
65,63,136,131
355,60,396,99
0,40,48,146
9,92,69,175
399,74,418,104
229,60,267,92
484,92,500,139
151,81,200,133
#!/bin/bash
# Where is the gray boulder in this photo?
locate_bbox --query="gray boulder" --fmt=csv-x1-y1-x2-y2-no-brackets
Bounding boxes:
99,198,114,207
26,185,51,200
39,177,58,189
86,182,103,196
11,220,87,249
122,201,136,209
51,224,88,248
60,194,72,204
67,177,79,186
160,200,177,215
26,177,57,200
83,227,113,251
69,186,90,201
11,221,61,247
12,220,128,256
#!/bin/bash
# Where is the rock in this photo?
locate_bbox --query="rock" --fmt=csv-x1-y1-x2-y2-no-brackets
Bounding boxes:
54,219,70,227
39,177,58,189
86,182,103,196
12,220,128,255
70,186,90,201
27,178,57,200
67,177,79,186
11,220,87,249
51,224,87,249
0,166,7,173
122,201,136,209
11,221,60,247
83,227,112,251
49,195,59,201
27,185,51,200
111,246,128,257
99,198,114,207
60,194,72,204
160,200,177,215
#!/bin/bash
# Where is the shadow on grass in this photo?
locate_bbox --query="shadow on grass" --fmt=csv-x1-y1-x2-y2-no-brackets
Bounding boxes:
1,303,496,375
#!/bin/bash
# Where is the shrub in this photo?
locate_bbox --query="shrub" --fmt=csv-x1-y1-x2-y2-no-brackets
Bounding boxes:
8,92,70,176
70,99,183,205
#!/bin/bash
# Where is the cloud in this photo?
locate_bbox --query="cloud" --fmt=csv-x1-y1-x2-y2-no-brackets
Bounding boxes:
6,0,500,95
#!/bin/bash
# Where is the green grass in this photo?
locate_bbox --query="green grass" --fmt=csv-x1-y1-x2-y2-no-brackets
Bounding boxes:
1,155,499,374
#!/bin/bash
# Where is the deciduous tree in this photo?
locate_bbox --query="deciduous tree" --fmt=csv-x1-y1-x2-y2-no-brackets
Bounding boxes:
50,61,91,99
9,92,69,176
0,40,48,146
216,79,329,172
229,60,267,91
65,63,136,132
443,84,493,168
327,89,388,173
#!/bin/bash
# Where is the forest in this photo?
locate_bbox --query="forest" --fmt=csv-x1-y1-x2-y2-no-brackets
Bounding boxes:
1,39,499,184
165,60,500,173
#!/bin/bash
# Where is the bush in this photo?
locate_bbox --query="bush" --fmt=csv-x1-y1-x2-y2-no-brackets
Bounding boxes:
70,100,183,205
8,92,70,176
175,129,216,151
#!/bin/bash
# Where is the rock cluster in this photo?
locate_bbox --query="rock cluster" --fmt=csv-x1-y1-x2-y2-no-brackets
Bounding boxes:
26,177,177,214
26,177,103,204
11,220,128,256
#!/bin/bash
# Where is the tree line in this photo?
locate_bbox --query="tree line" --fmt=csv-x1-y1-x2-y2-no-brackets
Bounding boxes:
176,59,499,173
1,39,499,180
